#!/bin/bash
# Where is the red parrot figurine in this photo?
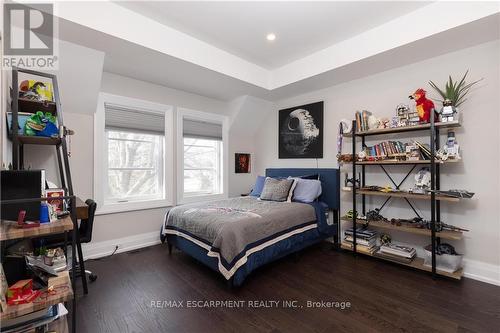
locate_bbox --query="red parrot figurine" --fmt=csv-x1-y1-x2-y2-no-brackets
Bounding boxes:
409,88,435,123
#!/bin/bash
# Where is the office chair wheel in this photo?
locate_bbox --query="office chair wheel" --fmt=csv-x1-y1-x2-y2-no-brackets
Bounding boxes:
89,273,98,282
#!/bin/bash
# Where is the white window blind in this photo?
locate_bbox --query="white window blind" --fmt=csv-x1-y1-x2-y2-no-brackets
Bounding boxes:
105,103,165,135
183,118,222,140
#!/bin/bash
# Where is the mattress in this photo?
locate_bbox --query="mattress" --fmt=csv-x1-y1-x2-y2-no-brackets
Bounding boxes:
161,196,319,279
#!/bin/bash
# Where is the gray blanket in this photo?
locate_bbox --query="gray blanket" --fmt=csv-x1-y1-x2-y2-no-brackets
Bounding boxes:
162,197,316,268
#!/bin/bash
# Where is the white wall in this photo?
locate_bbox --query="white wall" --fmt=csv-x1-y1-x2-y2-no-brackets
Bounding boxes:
255,40,500,284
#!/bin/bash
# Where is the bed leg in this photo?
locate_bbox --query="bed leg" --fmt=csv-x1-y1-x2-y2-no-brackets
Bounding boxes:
168,243,173,255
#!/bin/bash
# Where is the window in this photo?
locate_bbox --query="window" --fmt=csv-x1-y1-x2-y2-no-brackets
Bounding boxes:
106,130,164,202
95,93,173,214
178,110,227,203
183,137,222,196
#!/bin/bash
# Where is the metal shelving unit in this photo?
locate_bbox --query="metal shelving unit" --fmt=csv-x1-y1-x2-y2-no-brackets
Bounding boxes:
344,116,464,279
2,67,78,332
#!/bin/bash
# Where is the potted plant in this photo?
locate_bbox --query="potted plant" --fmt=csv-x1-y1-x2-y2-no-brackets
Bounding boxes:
429,70,482,122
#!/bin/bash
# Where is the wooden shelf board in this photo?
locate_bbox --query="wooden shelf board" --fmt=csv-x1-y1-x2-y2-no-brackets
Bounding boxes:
345,120,461,137
343,189,460,202
0,216,73,241
344,159,460,165
340,217,463,240
341,243,462,280
0,271,73,320
17,98,56,114
16,136,61,145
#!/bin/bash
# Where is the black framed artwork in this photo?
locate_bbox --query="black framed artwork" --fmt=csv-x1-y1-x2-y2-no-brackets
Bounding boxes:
235,153,251,173
279,101,323,159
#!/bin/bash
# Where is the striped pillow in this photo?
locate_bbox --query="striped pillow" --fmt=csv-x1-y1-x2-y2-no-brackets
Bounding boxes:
259,177,296,202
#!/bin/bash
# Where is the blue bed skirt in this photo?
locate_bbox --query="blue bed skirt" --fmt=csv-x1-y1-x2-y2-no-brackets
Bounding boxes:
165,224,335,287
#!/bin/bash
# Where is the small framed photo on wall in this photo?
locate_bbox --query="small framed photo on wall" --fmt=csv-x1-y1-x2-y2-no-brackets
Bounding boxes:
235,153,251,173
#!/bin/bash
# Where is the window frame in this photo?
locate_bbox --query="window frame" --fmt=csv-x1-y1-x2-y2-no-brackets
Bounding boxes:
94,93,174,215
177,108,228,204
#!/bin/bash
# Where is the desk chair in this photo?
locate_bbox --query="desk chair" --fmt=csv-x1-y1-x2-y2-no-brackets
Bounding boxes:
44,199,97,294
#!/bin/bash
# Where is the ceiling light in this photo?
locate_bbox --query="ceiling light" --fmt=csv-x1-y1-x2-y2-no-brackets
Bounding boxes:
266,33,276,41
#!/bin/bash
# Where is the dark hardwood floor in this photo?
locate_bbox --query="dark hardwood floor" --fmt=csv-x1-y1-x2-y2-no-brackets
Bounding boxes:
73,243,500,333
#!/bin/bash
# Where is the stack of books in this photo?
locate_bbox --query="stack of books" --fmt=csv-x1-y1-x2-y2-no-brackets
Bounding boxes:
363,140,407,160
343,227,378,254
355,110,372,132
375,243,417,263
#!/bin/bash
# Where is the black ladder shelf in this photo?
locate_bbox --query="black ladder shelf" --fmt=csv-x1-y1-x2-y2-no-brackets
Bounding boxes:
344,116,463,280
6,67,78,332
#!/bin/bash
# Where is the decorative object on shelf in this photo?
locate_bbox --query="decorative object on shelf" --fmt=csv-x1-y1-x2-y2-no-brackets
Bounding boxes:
429,70,483,112
378,118,390,129
337,154,354,163
427,189,474,199
437,130,460,161
357,150,367,161
437,99,457,122
6,279,40,305
344,173,361,190
367,114,379,130
0,263,7,312
19,80,53,102
366,209,388,222
396,103,419,127
346,209,366,220
279,102,323,159
380,233,391,246
409,167,431,194
23,111,58,138
405,142,421,161
6,112,31,136
409,88,436,123
423,243,463,273
337,119,352,162
235,153,251,174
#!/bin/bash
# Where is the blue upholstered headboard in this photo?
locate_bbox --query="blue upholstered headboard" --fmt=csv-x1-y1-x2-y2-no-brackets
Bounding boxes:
265,168,340,210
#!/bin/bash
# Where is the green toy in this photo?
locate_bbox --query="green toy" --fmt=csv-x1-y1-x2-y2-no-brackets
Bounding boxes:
24,111,58,137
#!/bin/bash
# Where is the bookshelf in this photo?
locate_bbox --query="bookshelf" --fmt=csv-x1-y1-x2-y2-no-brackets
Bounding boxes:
344,116,464,279
2,67,79,332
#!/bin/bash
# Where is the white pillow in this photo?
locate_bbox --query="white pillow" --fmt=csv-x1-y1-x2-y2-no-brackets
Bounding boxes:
288,177,322,203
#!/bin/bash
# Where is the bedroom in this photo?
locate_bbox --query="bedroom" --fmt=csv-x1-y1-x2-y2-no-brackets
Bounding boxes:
0,1,499,332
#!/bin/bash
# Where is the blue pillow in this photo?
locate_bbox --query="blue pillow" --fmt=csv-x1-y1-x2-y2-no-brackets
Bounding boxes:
250,176,266,197
289,177,322,203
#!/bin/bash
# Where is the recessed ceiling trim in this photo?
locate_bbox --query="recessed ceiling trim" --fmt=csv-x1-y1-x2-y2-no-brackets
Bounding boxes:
271,1,500,89
49,1,499,92
54,1,271,89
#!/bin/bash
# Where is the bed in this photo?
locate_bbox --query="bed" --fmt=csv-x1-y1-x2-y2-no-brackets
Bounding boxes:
160,168,340,287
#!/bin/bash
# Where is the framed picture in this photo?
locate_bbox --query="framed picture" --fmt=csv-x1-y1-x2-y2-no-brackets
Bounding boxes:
235,153,251,173
279,101,323,159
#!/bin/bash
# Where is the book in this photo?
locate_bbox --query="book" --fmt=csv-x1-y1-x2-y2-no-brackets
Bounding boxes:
344,236,376,247
380,244,416,258
374,250,415,264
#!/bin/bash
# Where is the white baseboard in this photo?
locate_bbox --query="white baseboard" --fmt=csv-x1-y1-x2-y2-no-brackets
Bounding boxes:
82,231,161,260
82,233,500,286
463,258,500,286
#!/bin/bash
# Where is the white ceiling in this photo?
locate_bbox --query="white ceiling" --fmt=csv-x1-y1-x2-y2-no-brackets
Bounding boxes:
117,1,431,69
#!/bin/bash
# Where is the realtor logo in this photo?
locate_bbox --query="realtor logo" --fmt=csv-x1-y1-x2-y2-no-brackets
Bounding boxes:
3,3,58,69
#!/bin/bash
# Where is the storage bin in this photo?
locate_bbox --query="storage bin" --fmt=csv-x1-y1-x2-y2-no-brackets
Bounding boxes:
423,249,463,273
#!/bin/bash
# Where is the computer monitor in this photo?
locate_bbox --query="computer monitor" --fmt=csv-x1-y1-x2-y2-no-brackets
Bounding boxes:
1,170,46,221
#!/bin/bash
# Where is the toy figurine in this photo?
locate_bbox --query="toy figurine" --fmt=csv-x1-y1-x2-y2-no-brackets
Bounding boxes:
24,111,58,137
409,168,431,194
396,104,419,126
438,99,457,122
437,130,460,161
409,88,436,123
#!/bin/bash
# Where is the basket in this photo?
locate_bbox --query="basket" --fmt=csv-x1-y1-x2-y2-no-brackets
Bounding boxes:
423,249,463,273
